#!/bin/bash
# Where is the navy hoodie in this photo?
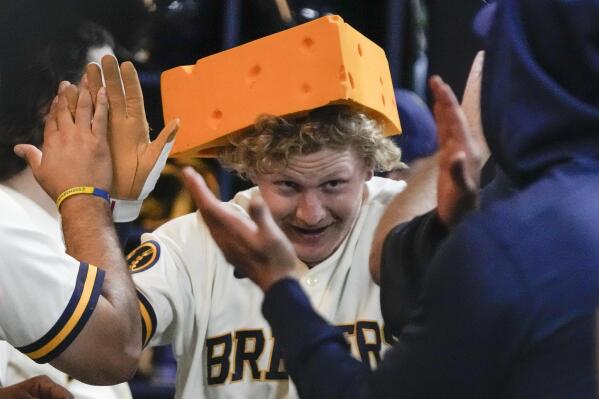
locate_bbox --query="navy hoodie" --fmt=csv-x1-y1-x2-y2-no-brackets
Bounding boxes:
261,0,599,398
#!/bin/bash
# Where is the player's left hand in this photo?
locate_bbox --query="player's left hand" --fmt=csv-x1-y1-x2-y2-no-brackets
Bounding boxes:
182,167,301,292
85,54,179,200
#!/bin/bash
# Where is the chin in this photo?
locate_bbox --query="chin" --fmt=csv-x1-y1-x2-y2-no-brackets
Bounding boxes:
300,257,324,267
296,247,333,267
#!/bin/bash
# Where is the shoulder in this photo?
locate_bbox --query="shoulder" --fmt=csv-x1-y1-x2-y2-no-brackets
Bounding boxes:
0,185,31,224
425,212,531,312
137,202,246,269
365,176,406,205
152,196,248,241
0,185,58,254
230,185,259,211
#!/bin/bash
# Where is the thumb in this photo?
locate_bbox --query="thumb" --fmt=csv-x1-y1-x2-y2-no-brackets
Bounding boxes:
143,119,179,174
133,118,180,199
150,118,179,154
14,144,42,174
449,151,477,194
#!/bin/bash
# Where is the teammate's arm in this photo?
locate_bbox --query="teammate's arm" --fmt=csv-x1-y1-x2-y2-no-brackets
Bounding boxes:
14,81,141,384
182,163,517,399
368,155,438,284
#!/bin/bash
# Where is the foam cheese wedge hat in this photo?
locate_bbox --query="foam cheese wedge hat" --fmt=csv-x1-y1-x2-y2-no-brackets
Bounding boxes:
161,14,401,158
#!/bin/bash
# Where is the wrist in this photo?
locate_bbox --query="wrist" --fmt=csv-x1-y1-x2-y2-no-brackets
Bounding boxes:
56,186,111,209
258,260,304,292
59,194,112,216
111,198,143,222
258,274,291,292
262,275,298,295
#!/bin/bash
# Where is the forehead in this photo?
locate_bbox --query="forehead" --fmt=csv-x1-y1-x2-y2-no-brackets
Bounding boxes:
270,147,363,181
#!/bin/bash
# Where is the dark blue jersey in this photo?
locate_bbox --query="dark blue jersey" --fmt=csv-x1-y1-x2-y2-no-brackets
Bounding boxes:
264,161,599,398
261,0,599,397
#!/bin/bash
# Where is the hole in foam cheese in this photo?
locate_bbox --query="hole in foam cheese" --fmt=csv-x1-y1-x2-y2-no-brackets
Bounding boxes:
161,14,402,158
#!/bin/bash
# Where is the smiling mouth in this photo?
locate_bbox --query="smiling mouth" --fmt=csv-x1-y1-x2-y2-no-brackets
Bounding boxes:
291,225,329,236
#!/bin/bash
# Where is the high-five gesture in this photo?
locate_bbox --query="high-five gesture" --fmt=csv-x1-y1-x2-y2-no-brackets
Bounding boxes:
86,55,178,203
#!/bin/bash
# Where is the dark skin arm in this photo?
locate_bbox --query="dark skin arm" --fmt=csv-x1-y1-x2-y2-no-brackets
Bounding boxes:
14,81,141,385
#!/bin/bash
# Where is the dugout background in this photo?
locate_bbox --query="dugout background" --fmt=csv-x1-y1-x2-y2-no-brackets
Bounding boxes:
3,1,485,397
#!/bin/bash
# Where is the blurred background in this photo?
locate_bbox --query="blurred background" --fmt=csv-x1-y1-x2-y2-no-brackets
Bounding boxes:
2,0,486,397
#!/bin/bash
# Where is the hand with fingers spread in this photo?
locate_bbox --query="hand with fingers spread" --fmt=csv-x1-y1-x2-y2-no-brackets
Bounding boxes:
86,55,178,212
0,376,73,399
14,80,111,201
182,167,301,292
430,75,483,227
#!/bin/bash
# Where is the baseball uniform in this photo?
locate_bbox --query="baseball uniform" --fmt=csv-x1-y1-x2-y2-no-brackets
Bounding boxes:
0,169,131,398
130,176,405,399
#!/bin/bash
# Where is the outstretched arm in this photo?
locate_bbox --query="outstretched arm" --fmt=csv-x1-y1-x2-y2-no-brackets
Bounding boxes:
182,166,513,399
14,81,141,384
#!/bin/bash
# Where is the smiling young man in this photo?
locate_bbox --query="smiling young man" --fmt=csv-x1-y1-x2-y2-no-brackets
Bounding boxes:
128,104,405,398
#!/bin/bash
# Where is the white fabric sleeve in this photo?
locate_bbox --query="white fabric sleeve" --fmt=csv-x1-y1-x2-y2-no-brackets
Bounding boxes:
128,222,195,348
0,222,104,364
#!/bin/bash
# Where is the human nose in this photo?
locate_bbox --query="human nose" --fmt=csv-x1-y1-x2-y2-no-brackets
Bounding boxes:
295,191,326,226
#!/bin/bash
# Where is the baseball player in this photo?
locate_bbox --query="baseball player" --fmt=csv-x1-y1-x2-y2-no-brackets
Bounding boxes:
184,1,599,398
0,76,139,386
0,21,176,393
128,109,405,399
118,16,410,398
0,21,134,399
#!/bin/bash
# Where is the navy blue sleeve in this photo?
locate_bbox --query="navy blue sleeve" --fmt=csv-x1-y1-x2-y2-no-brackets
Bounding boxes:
380,210,448,338
262,219,530,399
262,279,372,399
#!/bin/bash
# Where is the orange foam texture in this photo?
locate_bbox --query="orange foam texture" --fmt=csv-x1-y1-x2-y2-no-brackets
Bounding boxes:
161,15,401,158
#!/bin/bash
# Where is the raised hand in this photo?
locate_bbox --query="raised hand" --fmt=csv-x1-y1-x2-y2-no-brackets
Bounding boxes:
430,75,483,227
182,167,301,292
86,55,179,201
14,80,111,202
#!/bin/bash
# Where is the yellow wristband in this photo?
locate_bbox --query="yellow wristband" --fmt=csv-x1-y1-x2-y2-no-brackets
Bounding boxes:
56,186,111,210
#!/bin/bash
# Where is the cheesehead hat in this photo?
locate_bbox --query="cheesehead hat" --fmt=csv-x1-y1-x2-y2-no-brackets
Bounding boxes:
161,15,401,158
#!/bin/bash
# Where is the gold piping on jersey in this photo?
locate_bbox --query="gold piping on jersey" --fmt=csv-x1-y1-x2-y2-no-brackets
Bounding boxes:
18,263,105,363
138,290,157,347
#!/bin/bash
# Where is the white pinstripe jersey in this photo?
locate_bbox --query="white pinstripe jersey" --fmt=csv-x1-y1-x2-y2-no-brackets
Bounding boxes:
0,169,130,398
131,176,406,399
0,170,104,364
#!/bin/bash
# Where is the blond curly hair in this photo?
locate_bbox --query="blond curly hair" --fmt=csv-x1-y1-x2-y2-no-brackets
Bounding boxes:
217,104,403,176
